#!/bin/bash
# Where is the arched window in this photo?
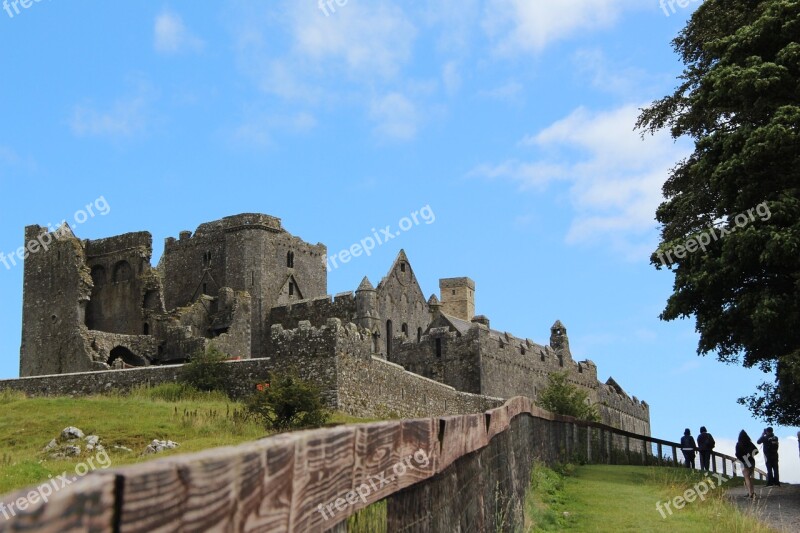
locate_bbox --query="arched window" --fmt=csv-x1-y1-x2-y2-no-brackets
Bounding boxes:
112,260,132,283
287,251,294,268
401,323,408,337
417,327,422,343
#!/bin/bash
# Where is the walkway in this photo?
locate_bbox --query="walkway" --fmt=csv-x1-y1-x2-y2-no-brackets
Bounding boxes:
727,483,800,533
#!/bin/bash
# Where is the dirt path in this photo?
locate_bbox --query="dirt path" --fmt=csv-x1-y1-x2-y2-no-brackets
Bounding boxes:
727,483,800,532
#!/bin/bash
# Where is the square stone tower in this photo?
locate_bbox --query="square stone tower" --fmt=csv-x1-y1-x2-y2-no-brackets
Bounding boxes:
439,277,475,321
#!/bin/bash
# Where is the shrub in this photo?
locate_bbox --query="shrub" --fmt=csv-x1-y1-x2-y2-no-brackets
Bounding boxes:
244,370,330,431
178,346,232,394
537,372,599,422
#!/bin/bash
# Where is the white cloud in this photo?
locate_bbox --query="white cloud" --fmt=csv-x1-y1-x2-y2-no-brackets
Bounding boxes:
370,92,418,141
70,83,156,139
154,10,204,55
715,437,800,484
479,81,523,101
572,49,662,98
484,0,639,54
290,1,416,80
473,104,692,259
232,112,317,148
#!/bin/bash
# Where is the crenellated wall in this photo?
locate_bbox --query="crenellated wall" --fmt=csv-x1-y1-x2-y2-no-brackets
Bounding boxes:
268,293,357,331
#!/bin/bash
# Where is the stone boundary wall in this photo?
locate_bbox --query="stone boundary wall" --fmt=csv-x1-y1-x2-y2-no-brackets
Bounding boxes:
337,354,503,419
0,360,277,401
1,320,503,420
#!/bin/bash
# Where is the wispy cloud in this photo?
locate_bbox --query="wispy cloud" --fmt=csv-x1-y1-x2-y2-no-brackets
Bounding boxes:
370,92,419,141
0,145,19,166
479,81,523,101
231,111,317,148
484,0,639,55
572,48,662,98
70,82,157,139
154,10,204,55
472,104,692,259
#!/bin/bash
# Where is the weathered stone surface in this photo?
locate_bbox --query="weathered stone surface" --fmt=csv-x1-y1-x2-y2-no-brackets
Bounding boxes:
15,212,650,435
143,440,179,455
61,427,85,440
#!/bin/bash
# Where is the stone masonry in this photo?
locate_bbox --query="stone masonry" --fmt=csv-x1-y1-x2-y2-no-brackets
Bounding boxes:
17,212,650,434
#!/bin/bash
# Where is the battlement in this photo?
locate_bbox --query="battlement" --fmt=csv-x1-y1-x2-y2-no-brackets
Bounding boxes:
268,292,358,333
222,213,283,233
85,232,152,258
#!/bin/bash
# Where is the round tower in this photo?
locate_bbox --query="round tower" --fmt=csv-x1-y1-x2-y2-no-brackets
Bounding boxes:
355,276,380,333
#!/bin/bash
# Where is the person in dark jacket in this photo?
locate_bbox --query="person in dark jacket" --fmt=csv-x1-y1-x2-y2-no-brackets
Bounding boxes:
680,428,697,469
696,426,716,471
735,430,758,499
757,427,780,486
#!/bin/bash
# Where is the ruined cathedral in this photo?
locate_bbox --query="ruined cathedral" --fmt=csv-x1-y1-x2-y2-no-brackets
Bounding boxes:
19,213,650,434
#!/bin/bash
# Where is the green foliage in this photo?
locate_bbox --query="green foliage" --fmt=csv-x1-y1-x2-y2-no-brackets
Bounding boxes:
536,372,599,422
637,0,800,426
524,462,570,531
178,346,232,394
244,370,330,431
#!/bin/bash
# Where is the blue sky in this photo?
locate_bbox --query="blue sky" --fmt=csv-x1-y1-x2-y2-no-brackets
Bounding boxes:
0,1,797,481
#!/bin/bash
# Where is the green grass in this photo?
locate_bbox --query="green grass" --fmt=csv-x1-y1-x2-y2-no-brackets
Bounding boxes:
525,464,777,533
0,386,374,496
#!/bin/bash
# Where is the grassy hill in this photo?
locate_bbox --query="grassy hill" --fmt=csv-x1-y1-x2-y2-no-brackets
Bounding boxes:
0,386,369,496
525,463,776,532
1,389,779,532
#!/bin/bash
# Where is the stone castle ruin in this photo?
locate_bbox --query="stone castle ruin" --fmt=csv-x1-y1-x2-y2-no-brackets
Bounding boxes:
19,213,650,434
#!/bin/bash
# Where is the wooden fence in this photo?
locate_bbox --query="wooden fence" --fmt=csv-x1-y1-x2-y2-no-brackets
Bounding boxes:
0,396,765,532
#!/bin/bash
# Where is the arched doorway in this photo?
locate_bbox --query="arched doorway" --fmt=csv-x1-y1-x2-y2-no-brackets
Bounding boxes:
108,346,147,367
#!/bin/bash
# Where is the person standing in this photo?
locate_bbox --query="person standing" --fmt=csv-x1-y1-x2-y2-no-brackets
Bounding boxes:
735,430,758,499
697,426,716,471
757,427,780,486
680,428,697,469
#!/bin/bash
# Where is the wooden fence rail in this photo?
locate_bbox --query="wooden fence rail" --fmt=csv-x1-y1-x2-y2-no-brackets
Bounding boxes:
0,397,765,532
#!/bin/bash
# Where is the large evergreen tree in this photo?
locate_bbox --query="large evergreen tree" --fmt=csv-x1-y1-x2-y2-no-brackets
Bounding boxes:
637,0,800,425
